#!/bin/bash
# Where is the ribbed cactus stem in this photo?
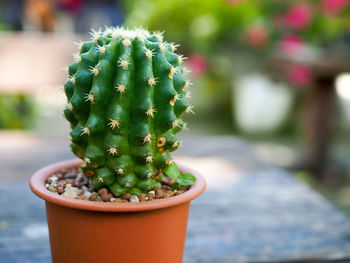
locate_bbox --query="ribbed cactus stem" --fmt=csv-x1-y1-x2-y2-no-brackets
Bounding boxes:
63,27,192,195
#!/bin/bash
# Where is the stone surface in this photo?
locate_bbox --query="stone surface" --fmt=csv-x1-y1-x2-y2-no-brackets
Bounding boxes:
2,135,350,262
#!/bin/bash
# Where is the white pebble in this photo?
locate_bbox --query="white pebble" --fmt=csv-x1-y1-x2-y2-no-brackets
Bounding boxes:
148,190,155,194
63,186,80,199
62,189,78,198
45,183,50,189
129,195,139,203
110,198,116,202
83,191,92,199
48,176,58,183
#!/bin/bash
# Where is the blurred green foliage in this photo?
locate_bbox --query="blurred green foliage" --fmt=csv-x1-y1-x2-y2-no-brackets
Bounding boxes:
124,0,350,136
0,93,35,129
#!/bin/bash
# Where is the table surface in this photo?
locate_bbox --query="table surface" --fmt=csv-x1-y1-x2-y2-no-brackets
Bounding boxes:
1,134,350,263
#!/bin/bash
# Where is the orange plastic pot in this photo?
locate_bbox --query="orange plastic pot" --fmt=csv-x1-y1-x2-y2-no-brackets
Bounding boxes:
30,159,206,263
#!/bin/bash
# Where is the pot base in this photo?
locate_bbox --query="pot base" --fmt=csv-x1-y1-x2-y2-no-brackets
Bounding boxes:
47,201,190,263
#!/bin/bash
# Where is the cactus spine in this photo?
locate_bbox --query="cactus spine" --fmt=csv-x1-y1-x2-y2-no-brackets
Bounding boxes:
63,27,192,196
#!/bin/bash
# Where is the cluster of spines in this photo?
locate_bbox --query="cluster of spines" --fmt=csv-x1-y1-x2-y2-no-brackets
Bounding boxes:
63,27,193,195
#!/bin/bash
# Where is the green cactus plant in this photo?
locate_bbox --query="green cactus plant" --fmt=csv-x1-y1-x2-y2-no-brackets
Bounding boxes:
63,27,195,196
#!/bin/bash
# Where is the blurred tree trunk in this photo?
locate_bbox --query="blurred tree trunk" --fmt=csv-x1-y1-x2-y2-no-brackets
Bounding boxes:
302,76,336,177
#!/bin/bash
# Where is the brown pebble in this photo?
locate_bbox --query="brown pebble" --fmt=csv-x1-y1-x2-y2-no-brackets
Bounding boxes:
138,194,146,202
175,190,184,196
57,181,66,188
108,193,113,199
98,188,108,196
147,193,154,201
123,193,131,200
101,193,110,202
112,198,123,203
76,196,86,200
162,177,176,186
57,186,64,194
162,193,170,199
121,199,128,203
168,178,176,186
163,185,172,191
89,192,98,201
166,190,174,197
155,191,163,199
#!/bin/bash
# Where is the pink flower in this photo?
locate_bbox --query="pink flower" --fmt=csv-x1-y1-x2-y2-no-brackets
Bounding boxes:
245,25,269,48
284,3,312,30
187,54,208,78
287,65,312,86
281,35,304,54
323,0,349,16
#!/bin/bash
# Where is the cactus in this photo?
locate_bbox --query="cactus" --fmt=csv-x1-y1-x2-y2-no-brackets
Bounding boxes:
63,27,194,196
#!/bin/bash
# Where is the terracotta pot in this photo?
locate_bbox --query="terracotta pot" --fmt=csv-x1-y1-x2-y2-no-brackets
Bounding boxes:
30,159,206,263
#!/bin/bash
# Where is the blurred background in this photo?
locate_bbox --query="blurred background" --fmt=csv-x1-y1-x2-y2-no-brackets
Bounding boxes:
2,0,350,211
2,0,350,260
0,0,350,262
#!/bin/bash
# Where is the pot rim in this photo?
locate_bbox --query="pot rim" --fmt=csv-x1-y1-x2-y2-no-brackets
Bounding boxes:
30,159,206,212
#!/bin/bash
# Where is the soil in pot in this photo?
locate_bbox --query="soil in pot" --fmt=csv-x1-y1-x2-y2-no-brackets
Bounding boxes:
45,168,190,203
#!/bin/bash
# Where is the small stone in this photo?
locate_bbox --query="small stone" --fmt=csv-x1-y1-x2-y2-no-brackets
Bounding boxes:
129,195,139,203
101,193,110,202
81,186,88,192
64,171,76,179
48,185,57,193
48,176,59,183
138,194,146,202
83,191,92,199
57,181,66,188
98,188,109,196
147,192,154,201
175,190,184,196
168,178,176,186
66,183,72,188
65,186,80,194
112,198,123,203
148,190,155,195
74,175,88,187
163,185,172,191
166,190,174,197
89,192,98,201
110,198,116,202
123,193,131,200
63,188,78,198
162,176,175,186
45,183,50,189
155,188,163,199
57,186,64,194
76,196,86,200
162,193,170,199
